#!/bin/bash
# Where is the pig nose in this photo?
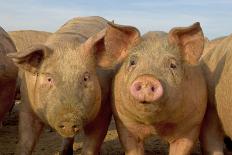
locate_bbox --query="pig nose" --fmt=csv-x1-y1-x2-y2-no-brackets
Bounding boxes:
130,75,163,103
56,121,80,136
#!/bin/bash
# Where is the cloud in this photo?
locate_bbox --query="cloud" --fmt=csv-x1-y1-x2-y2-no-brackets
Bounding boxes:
0,0,231,39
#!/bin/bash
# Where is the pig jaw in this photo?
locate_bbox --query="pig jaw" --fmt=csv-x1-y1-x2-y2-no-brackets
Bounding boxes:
44,97,101,137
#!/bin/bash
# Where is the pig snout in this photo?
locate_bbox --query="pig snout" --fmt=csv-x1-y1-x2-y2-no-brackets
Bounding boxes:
130,75,163,103
58,121,79,132
55,114,82,137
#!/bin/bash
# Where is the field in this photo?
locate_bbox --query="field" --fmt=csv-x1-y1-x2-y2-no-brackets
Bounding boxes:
0,102,202,155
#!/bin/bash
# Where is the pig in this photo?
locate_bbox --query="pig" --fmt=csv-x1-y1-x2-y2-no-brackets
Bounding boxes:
200,34,232,155
106,22,207,155
9,30,52,100
0,26,18,126
202,36,226,57
7,16,132,154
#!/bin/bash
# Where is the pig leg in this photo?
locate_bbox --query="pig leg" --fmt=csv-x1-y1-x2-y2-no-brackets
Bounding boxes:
200,104,224,155
169,127,200,155
115,118,144,155
224,136,232,152
0,84,17,125
17,105,44,155
81,106,112,155
61,137,74,155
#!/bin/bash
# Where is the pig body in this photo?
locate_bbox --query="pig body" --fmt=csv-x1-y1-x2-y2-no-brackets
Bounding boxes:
200,34,232,154
0,27,18,126
8,16,113,155
108,23,207,155
203,36,226,57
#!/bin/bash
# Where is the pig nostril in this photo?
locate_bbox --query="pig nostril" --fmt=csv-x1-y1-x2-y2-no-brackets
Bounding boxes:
72,125,77,129
151,86,155,92
72,125,79,132
135,85,141,91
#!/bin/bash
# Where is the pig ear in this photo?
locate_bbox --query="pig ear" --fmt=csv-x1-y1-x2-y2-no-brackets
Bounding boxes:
168,22,204,64
7,44,52,74
84,22,140,68
101,22,140,67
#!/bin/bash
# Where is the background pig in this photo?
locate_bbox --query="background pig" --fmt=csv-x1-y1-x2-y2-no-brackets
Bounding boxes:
0,27,18,127
202,36,226,57
7,16,126,155
106,22,207,155
9,30,52,100
200,34,232,155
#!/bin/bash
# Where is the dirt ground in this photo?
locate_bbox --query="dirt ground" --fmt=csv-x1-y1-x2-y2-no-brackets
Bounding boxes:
0,102,202,155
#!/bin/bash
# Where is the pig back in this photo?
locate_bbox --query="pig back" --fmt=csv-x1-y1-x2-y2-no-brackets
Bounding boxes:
203,36,227,56
47,16,108,45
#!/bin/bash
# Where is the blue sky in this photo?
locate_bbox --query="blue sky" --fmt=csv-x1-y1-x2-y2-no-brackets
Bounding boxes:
0,0,231,39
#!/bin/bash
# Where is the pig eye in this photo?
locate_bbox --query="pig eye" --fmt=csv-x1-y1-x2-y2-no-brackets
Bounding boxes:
170,63,177,69
129,56,137,66
45,75,54,86
169,59,177,69
83,72,90,82
47,77,52,82
130,60,136,66
47,76,54,83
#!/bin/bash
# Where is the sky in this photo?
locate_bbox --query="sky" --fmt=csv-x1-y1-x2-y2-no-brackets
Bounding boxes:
0,0,232,39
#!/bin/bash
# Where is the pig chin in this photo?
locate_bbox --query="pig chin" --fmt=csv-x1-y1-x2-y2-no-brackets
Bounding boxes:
129,92,165,106
52,116,84,138
55,125,82,138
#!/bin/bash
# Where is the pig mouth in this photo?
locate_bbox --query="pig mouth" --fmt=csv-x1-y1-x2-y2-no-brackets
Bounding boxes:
56,127,81,138
54,121,82,138
139,101,152,104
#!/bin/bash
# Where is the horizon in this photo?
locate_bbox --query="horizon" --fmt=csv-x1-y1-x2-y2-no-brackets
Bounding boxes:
1,0,232,39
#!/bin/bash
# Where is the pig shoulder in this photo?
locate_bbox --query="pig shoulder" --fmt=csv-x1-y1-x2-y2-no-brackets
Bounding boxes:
48,16,108,44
